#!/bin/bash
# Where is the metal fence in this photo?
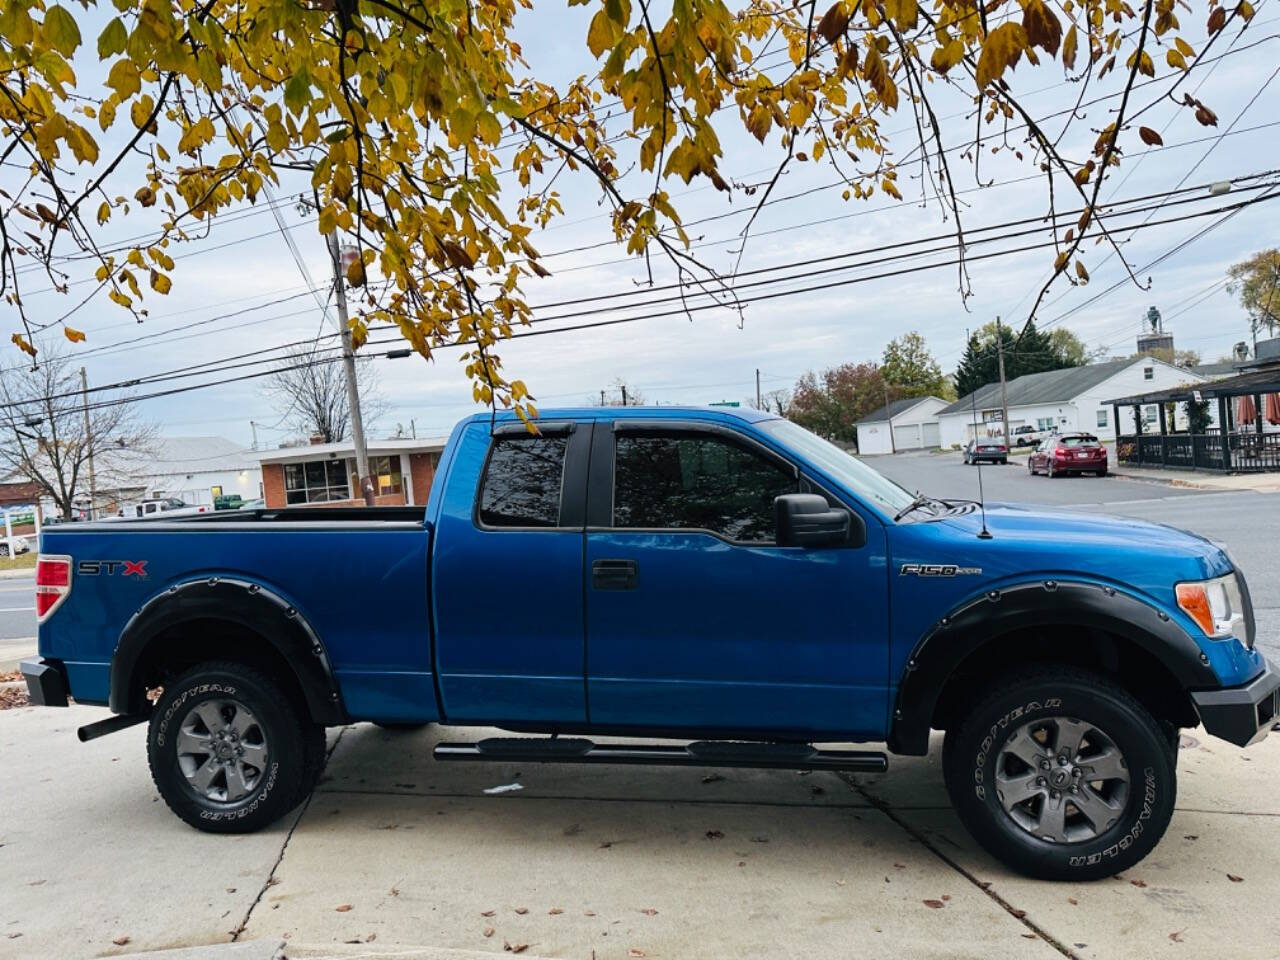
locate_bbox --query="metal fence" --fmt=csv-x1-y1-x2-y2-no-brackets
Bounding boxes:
1116,431,1280,472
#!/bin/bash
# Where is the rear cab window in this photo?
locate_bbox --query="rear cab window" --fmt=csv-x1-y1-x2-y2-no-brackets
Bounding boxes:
477,435,569,528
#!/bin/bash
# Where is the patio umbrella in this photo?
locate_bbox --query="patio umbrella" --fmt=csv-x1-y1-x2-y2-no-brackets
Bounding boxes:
1237,394,1257,425
1267,392,1280,426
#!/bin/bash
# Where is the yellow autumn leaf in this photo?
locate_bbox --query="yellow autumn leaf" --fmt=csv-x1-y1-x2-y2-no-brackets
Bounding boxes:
1022,0,1061,56
64,325,86,343
149,269,171,294
11,333,38,358
1166,49,1187,71
976,23,1028,89
930,39,965,75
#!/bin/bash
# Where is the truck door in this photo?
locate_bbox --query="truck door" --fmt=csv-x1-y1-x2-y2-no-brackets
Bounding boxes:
431,421,590,725
584,421,889,739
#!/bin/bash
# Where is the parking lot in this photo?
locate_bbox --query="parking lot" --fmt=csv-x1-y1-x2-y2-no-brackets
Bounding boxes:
3,454,1279,960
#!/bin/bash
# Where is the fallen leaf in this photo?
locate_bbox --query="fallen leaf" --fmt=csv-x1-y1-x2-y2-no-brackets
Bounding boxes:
1011,909,1027,919
112,936,131,946
483,927,495,938
640,908,658,916
226,888,236,894
599,842,614,849
811,785,825,796
514,907,529,915
628,950,647,958
1227,874,1244,883
705,830,724,840
336,904,353,912
701,774,724,784
481,911,496,917
1022,933,1038,939
1170,930,1185,943
1067,897,1078,905
504,942,529,954
549,908,564,915
923,899,945,909
941,895,951,902
1130,879,1147,888
584,910,596,917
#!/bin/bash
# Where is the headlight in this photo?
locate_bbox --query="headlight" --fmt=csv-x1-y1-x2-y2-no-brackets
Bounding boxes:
1176,573,1247,641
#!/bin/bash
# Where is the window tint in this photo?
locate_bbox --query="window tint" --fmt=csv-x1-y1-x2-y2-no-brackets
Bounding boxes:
478,436,568,527
613,434,798,542
1059,434,1099,447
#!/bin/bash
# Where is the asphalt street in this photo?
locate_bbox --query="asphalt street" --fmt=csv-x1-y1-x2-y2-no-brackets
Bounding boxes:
867,451,1280,663
0,574,35,667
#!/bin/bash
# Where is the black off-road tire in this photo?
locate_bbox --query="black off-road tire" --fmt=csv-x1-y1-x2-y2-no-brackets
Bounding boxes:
147,661,321,833
942,666,1176,881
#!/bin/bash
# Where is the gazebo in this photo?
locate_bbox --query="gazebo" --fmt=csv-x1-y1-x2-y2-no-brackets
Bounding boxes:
1107,369,1280,473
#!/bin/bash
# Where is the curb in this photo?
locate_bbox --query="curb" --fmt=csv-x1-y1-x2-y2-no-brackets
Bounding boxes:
0,567,34,579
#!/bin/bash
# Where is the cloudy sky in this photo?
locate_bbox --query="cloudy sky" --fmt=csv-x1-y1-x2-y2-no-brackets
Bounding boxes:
9,3,1280,450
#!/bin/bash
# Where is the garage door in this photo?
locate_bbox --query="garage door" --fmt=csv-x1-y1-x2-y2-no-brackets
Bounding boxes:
893,424,922,450
921,422,941,448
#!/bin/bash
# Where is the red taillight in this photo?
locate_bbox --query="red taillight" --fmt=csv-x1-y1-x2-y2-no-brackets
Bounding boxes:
1054,448,1068,458
35,554,72,621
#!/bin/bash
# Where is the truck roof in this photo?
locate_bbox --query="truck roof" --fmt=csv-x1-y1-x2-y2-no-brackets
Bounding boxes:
460,405,781,426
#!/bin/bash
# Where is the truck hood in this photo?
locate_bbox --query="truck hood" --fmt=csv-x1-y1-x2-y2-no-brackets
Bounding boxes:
914,500,1234,586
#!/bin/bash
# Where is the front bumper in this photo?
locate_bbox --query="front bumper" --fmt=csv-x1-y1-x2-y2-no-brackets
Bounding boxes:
20,657,69,708
1192,660,1280,747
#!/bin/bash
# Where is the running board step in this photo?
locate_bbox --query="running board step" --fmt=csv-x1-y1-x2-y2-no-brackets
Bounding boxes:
434,737,887,772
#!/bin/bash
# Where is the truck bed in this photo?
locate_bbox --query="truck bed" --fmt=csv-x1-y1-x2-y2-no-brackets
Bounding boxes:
77,505,427,528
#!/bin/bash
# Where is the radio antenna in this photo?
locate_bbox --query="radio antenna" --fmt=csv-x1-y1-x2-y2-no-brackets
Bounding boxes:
968,328,993,540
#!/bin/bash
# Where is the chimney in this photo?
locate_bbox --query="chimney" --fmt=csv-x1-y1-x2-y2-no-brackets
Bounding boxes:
309,434,326,446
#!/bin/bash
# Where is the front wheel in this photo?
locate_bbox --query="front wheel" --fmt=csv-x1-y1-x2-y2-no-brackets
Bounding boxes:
942,666,1176,881
148,661,324,833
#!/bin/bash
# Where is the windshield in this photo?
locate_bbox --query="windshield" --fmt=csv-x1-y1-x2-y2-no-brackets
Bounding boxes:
1059,435,1098,447
757,418,916,515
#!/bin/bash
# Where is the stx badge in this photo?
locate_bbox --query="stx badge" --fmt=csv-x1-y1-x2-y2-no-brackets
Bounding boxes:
899,563,982,577
78,560,149,578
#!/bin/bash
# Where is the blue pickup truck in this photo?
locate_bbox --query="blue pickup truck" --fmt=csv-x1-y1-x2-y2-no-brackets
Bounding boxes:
21,406,1277,879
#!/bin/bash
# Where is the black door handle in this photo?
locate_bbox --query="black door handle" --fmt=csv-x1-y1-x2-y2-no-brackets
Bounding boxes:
592,558,638,590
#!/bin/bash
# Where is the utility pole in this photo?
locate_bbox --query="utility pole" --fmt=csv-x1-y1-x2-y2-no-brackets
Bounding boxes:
621,384,628,407
325,233,374,505
883,376,896,454
410,418,416,440
995,317,1011,451
249,420,259,451
80,367,96,520
755,368,762,409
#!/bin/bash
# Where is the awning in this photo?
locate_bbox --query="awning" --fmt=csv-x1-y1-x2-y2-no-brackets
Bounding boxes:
1268,392,1280,426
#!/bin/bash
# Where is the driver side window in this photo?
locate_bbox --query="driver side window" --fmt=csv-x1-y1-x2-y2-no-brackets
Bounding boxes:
613,433,799,542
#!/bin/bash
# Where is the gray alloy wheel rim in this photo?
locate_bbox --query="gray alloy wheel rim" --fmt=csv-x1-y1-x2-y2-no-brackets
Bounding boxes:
994,716,1131,844
175,699,269,803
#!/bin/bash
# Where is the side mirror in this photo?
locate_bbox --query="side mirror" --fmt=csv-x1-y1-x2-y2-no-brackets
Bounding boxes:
775,493,862,548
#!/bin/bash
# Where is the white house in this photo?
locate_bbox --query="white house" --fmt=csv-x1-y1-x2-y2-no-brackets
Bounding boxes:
856,396,949,455
95,436,264,512
937,357,1208,449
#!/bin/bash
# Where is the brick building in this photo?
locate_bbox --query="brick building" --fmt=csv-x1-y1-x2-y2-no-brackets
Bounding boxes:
256,437,449,508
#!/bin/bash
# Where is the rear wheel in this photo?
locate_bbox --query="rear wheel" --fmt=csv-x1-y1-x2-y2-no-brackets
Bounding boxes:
942,666,1176,881
148,661,323,833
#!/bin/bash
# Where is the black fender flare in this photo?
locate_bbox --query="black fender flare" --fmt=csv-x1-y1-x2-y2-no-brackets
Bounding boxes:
887,579,1218,755
109,577,346,724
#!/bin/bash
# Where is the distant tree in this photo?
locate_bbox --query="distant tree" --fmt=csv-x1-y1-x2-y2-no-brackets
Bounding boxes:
750,389,792,417
881,332,949,399
593,378,645,407
0,350,154,520
1226,249,1280,341
957,320,1088,397
267,346,384,443
789,363,889,444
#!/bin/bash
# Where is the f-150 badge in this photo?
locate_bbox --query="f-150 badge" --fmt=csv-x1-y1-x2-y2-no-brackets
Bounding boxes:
899,563,982,577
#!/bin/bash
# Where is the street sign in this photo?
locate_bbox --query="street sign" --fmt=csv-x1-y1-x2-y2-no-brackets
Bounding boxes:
709,401,740,407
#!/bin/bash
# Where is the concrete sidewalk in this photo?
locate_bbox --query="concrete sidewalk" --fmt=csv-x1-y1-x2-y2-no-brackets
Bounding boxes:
3,706,1278,960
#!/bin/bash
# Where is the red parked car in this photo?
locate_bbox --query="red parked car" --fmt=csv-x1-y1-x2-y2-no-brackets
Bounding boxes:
1027,433,1109,477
